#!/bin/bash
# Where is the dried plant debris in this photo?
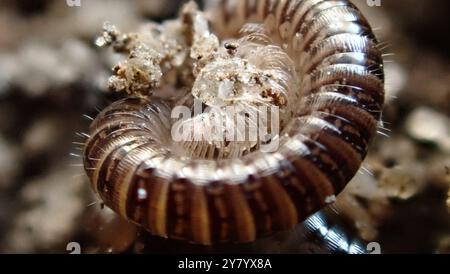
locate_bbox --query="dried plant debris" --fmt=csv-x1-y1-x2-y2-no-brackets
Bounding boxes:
98,3,293,110
97,2,295,159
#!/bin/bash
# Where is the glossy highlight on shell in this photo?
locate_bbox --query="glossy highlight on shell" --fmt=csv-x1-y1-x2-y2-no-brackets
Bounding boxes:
84,0,385,245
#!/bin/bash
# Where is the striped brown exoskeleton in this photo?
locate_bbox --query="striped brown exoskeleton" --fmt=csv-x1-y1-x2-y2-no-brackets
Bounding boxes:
83,0,385,247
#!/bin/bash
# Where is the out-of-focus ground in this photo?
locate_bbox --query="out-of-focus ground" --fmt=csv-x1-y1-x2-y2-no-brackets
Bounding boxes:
0,0,448,254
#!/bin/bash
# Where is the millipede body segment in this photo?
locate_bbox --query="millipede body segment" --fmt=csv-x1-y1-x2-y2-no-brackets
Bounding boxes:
84,0,384,245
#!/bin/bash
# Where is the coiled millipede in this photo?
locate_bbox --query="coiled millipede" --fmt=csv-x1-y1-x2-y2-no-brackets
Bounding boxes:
83,0,384,246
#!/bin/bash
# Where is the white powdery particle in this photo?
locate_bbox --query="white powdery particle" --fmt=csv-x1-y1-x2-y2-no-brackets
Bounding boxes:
325,195,337,204
137,188,148,200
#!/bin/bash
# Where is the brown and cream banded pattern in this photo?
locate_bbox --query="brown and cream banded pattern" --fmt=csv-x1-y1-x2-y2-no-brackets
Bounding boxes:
84,0,384,245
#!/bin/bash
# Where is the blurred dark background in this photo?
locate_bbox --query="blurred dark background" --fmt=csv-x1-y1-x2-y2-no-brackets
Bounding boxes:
0,0,448,253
